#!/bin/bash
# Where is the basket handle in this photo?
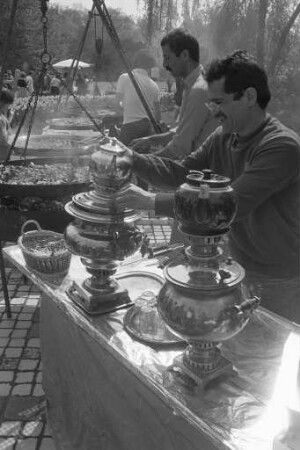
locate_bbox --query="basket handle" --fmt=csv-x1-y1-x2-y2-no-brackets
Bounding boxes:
21,220,42,236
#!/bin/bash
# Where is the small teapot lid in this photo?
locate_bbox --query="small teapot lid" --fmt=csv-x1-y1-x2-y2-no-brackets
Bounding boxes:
97,138,126,155
187,169,231,188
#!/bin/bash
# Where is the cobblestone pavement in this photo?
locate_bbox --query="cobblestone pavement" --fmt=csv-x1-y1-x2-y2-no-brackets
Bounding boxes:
0,218,173,449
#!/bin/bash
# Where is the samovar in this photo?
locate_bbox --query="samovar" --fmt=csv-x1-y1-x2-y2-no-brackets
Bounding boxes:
64,138,144,314
157,169,260,387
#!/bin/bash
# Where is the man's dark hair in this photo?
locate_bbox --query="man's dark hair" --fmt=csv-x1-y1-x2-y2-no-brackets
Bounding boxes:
204,50,271,109
0,88,14,105
161,28,199,63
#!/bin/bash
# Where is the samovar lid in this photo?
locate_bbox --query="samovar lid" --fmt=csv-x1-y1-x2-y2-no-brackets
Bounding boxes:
94,138,126,155
164,259,244,291
187,169,231,188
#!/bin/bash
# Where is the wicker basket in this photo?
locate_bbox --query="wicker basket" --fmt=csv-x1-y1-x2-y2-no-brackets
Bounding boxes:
18,220,71,275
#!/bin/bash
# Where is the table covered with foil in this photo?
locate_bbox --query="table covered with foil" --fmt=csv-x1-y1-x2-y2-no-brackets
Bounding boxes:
4,245,300,450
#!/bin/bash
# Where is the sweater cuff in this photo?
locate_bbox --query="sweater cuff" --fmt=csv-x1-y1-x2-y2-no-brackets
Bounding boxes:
155,193,175,218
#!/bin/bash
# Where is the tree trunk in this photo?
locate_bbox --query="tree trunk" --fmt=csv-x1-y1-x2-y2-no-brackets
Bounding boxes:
146,0,155,44
268,2,300,75
256,0,269,67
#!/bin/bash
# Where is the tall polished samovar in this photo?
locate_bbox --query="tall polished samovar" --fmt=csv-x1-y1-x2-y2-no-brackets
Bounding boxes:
64,138,144,314
157,169,260,388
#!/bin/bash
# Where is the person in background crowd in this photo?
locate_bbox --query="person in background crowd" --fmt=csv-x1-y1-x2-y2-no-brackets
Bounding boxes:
43,72,51,93
16,72,28,98
25,71,34,94
75,73,87,96
50,73,61,96
131,28,217,160
115,49,161,147
3,71,14,90
0,88,15,161
115,51,300,324
13,68,21,92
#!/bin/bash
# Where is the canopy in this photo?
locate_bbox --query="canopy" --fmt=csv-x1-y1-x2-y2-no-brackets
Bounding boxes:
52,59,92,69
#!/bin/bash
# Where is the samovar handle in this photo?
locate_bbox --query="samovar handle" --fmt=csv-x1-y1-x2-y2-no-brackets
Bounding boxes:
232,296,260,317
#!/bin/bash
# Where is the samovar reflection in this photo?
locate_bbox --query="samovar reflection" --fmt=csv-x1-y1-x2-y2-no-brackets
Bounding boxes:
64,138,144,314
157,169,260,388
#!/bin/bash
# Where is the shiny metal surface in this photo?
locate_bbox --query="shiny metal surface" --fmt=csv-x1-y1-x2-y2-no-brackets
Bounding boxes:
4,245,300,450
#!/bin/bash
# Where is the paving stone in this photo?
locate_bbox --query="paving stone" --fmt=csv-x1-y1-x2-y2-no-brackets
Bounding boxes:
0,436,16,448
16,322,32,330
18,360,39,372
15,373,35,384
33,385,44,397
12,385,32,396
0,321,16,329
0,421,22,436
9,339,26,348
18,314,33,321
11,330,28,339
39,437,57,450
43,423,52,437
22,421,43,437
0,396,8,420
0,337,9,346
26,299,39,307
22,348,40,359
0,372,14,383
15,437,38,449
5,348,23,359
27,339,40,348
11,299,26,305
5,397,46,421
36,373,42,384
0,329,12,338
22,306,36,314
0,384,12,396
0,359,19,370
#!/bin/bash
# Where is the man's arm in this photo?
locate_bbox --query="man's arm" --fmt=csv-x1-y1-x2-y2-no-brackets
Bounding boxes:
132,131,214,188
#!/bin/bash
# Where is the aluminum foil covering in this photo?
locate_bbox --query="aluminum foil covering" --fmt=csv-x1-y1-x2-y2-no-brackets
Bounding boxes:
4,245,300,450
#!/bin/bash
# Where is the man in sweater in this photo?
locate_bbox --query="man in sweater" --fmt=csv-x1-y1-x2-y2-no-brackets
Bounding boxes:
116,51,300,323
130,28,217,159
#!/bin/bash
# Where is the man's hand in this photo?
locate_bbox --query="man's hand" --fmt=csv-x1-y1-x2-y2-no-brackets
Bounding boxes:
129,136,152,153
114,183,156,211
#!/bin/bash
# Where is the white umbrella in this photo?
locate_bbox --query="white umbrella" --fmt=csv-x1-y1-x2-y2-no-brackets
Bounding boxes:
53,59,92,69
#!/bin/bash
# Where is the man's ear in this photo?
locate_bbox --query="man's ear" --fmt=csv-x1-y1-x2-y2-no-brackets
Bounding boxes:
180,49,189,61
245,87,257,107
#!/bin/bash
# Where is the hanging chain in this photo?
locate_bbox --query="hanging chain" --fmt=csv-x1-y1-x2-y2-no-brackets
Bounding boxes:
4,0,51,164
40,0,51,69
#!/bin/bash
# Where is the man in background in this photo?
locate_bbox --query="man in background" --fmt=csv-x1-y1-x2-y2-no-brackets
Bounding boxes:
115,49,161,146
131,28,217,160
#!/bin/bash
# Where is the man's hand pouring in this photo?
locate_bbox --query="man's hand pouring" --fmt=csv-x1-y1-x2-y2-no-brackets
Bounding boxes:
114,183,156,212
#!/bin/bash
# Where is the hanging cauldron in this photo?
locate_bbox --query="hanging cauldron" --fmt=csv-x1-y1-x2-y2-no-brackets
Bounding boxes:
157,169,260,388
64,138,144,314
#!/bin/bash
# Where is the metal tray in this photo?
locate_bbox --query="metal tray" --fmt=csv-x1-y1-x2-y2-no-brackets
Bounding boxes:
121,271,185,348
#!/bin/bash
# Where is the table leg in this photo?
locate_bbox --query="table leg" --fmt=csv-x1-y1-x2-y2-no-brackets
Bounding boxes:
0,241,11,318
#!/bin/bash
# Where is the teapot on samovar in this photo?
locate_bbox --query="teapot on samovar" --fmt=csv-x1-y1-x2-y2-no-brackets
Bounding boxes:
157,169,260,387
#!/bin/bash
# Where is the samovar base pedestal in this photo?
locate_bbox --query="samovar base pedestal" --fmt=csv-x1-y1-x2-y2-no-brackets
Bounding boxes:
67,281,133,315
169,354,234,390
